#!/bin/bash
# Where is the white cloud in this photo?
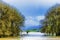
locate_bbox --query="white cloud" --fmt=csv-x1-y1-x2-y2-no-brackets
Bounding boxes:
25,16,45,26
2,0,60,26
3,0,60,12
25,19,39,26
3,0,60,7
36,16,45,21
2,0,14,3
25,16,39,26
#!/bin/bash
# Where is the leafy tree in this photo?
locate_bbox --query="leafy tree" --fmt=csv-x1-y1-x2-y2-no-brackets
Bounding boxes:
41,4,60,36
0,1,25,37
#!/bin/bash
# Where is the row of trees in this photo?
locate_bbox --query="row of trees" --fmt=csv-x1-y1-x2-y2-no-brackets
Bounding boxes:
41,4,60,36
0,1,25,37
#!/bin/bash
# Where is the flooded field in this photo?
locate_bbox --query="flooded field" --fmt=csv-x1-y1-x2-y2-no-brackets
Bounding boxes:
21,32,60,40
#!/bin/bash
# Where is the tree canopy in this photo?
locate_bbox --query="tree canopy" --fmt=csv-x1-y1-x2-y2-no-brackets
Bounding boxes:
0,1,25,37
40,4,60,36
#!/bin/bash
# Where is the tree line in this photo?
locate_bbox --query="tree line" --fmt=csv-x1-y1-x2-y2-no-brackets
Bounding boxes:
41,4,60,36
0,1,25,37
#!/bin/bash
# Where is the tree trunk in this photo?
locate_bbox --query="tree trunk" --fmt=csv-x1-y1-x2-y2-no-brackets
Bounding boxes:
56,32,60,36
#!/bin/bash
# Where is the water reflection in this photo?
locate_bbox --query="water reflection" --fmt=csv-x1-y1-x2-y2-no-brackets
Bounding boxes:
21,32,60,40
21,32,48,37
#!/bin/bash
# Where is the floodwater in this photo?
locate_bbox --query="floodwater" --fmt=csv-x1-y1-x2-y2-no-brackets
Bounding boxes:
20,32,60,40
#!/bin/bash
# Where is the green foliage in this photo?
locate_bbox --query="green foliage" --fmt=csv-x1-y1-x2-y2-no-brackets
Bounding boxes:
41,4,60,36
0,1,25,37
26,29,38,32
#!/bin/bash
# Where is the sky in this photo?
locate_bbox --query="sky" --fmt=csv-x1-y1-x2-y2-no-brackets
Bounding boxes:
2,0,60,28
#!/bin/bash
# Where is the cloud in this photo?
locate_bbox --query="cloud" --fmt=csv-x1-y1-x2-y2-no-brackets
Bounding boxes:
25,16,39,26
3,0,60,17
3,0,60,16
36,16,45,21
3,0,60,7
2,0,60,26
25,16,45,26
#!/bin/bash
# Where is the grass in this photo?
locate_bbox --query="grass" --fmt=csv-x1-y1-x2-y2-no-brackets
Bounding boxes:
0,37,20,40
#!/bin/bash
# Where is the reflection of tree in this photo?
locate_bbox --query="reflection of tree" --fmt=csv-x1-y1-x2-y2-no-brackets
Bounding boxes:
0,1,25,37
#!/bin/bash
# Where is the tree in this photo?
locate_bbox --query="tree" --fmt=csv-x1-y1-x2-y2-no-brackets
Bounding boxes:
40,4,60,36
0,1,25,37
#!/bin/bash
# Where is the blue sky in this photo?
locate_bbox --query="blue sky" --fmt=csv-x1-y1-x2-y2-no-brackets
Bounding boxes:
2,0,60,27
